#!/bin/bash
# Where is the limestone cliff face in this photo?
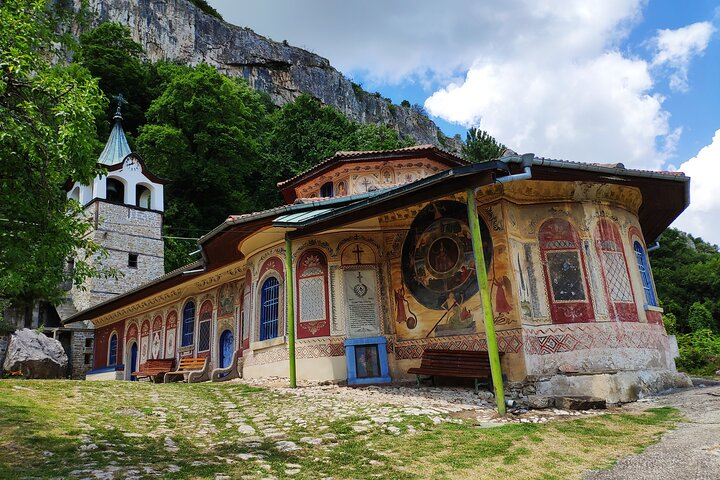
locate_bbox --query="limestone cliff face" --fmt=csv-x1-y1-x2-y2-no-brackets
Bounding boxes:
81,0,462,152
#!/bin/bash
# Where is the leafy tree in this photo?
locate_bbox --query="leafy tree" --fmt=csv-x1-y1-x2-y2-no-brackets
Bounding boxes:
650,228,720,330
462,127,506,163
688,302,715,333
676,328,720,376
0,0,110,317
136,64,270,271
77,22,151,138
352,123,413,151
662,312,678,335
260,94,413,207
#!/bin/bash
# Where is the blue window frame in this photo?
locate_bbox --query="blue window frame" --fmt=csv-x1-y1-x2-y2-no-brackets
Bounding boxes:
260,277,280,341
108,333,117,366
633,241,657,306
182,301,195,347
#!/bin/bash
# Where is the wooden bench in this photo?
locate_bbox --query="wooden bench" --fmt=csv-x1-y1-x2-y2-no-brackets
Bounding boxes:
407,349,502,392
132,358,175,383
163,357,210,383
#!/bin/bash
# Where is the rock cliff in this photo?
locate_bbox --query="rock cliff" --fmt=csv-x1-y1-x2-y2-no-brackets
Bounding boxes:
79,0,462,152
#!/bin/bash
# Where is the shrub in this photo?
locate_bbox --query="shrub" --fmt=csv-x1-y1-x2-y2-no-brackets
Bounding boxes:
675,328,720,377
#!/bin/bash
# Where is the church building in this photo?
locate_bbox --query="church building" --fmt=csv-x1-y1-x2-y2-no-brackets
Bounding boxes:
65,141,691,402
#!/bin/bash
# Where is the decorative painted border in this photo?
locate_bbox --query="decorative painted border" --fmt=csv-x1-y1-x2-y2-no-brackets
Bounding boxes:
523,322,669,355
393,330,524,360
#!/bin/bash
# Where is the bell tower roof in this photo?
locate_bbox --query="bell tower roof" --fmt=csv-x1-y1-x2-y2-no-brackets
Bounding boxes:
97,95,132,166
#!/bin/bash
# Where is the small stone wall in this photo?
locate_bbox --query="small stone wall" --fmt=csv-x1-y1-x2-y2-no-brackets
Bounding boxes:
70,331,94,379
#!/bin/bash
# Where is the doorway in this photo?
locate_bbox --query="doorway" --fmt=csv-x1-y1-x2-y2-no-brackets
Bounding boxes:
219,330,234,369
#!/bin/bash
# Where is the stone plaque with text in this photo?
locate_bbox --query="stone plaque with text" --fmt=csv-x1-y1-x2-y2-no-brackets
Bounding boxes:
343,269,380,338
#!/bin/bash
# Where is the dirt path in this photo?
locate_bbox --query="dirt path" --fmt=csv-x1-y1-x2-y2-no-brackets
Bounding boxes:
584,385,720,480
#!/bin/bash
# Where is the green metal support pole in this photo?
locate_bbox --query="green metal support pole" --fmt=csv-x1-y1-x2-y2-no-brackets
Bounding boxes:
285,235,297,388
466,188,506,415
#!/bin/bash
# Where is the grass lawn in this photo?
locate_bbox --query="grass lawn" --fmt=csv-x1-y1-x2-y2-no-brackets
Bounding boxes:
0,380,679,479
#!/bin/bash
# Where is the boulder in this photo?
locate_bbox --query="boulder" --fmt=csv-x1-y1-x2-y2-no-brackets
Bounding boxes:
3,329,68,378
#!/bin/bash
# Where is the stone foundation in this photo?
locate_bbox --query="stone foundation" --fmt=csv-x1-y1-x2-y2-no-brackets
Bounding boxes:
529,369,693,404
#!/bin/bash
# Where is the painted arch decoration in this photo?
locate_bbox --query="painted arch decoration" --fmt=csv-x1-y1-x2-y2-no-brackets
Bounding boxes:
594,219,638,322
297,249,330,338
165,310,178,358
151,315,163,359
539,218,595,324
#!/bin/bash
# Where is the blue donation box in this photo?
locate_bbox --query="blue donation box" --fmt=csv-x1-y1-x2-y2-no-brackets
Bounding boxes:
345,336,391,385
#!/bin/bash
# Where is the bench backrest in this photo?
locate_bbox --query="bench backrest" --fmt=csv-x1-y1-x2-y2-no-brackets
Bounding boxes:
137,358,174,371
419,349,497,369
177,357,207,370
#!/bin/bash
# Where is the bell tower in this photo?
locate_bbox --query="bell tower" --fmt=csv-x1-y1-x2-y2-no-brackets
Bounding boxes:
63,97,166,317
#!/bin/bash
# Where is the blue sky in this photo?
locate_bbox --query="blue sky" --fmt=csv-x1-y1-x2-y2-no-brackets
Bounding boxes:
209,0,719,244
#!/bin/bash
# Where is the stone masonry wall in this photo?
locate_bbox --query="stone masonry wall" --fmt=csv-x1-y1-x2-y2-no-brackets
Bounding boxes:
70,331,95,379
72,201,164,313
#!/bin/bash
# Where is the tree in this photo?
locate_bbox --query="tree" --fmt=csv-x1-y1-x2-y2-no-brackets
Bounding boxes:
462,127,506,163
77,22,151,138
261,94,413,207
688,302,715,333
651,228,720,330
136,64,271,271
0,0,110,316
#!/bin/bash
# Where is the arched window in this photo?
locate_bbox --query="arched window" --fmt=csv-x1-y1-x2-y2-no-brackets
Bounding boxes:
260,277,280,341
634,241,657,306
539,218,594,324
320,182,334,198
181,301,195,347
136,185,151,209
595,220,637,322
106,178,125,203
108,333,118,366
197,301,213,352
297,250,330,338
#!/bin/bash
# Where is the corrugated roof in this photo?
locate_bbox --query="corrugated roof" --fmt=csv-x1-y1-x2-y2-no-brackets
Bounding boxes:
97,113,132,166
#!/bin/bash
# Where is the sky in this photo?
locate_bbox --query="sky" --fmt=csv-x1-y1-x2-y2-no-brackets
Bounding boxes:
209,0,720,245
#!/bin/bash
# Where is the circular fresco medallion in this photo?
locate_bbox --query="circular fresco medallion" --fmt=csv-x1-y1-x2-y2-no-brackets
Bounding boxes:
401,200,492,310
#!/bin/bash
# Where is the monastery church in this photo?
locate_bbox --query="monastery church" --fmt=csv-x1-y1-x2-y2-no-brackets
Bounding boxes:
64,108,692,403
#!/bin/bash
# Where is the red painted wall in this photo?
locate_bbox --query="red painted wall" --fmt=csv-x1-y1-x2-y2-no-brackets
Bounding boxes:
93,320,125,369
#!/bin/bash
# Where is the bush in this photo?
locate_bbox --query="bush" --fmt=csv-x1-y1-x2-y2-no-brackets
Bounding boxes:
662,312,678,335
688,302,715,332
675,328,720,377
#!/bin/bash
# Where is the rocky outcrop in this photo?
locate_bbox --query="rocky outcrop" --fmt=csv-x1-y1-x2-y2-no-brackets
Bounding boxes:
3,329,68,378
77,0,462,152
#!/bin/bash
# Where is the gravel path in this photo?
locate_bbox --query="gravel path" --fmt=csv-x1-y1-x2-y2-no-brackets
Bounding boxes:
584,385,720,480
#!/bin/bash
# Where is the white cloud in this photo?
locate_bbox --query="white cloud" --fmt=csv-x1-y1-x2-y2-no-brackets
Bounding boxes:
209,1,714,171
209,0,644,86
426,53,670,169
672,130,720,245
651,22,715,92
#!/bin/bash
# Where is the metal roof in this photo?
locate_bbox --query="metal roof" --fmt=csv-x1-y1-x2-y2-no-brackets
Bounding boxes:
97,113,132,166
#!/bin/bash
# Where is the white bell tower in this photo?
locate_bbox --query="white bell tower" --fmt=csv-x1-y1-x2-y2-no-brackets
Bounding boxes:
63,97,166,317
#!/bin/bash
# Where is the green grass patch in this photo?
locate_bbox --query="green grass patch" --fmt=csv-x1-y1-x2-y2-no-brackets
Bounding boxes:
0,380,680,479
